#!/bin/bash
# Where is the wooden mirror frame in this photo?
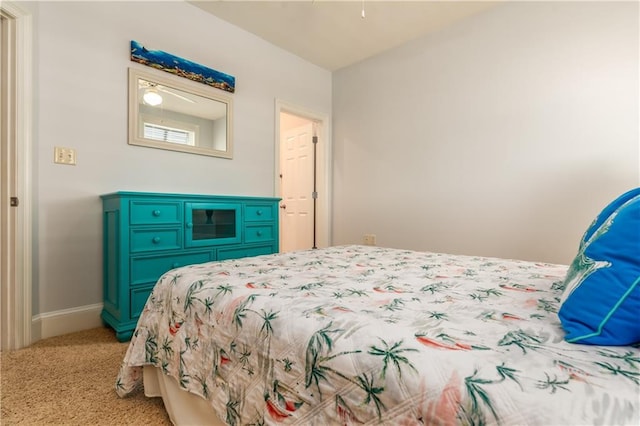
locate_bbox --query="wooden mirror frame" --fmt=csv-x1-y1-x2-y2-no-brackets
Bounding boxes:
128,67,233,159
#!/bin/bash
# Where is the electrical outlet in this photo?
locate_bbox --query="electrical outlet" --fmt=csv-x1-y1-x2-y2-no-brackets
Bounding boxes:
363,234,376,246
54,147,76,165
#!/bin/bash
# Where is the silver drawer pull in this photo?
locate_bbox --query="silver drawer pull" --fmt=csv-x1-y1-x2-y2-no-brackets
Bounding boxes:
152,210,161,217
152,237,161,244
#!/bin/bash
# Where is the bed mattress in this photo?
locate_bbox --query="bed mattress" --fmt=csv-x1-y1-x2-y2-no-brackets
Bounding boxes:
116,245,640,425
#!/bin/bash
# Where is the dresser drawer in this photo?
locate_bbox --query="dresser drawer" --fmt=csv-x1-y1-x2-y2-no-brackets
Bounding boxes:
130,201,181,225
130,251,214,286
245,204,276,222
131,285,154,319
130,228,182,253
218,244,275,261
244,224,275,243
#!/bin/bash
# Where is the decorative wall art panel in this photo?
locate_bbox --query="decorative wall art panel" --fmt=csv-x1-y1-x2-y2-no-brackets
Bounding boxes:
130,40,235,93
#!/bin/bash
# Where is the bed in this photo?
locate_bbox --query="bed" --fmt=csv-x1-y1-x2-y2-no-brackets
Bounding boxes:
116,244,640,425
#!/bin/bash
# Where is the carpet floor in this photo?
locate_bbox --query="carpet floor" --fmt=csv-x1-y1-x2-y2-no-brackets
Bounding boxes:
1,327,171,425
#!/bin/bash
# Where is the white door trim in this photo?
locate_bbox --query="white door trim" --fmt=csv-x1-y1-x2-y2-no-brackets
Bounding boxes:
0,1,33,350
274,99,332,250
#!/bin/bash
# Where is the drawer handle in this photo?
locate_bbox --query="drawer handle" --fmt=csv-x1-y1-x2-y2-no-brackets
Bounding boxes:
152,210,161,217
172,262,180,268
256,231,263,237
152,237,161,244
186,222,193,229
256,210,263,216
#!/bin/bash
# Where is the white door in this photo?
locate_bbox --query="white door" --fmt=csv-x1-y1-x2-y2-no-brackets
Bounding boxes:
280,122,315,252
0,3,32,350
0,12,7,351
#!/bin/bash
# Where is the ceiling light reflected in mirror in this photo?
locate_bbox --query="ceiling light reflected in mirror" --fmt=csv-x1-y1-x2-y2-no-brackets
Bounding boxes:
143,88,163,106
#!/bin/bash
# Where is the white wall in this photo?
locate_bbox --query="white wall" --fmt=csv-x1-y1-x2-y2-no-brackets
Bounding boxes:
333,1,639,264
30,1,331,317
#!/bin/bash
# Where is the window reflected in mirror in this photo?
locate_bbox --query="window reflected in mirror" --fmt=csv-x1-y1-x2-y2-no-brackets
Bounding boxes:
128,68,233,158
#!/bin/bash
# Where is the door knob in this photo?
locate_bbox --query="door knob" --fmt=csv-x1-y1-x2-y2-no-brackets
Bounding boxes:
280,204,287,209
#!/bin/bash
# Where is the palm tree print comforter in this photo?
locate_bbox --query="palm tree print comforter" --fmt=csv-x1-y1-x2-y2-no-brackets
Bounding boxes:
116,245,640,425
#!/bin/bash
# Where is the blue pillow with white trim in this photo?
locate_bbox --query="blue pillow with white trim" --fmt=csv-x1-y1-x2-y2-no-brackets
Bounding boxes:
558,189,640,345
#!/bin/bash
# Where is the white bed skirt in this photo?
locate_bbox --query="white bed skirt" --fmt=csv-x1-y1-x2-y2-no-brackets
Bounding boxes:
143,366,225,426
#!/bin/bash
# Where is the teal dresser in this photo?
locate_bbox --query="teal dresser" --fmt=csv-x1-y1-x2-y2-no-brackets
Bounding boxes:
101,191,280,341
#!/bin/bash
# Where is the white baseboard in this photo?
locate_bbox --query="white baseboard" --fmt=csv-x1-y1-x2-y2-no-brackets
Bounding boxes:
31,303,104,342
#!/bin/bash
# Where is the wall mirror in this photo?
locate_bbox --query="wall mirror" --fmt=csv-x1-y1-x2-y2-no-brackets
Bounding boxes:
128,67,233,158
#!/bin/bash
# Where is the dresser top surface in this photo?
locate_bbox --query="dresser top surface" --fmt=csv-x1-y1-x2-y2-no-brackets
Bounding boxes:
101,191,281,202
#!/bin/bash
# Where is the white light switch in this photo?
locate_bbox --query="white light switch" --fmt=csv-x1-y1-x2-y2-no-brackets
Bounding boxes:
54,147,76,165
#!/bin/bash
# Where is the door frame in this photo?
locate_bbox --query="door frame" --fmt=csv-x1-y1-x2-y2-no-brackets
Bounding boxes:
274,99,331,250
0,1,33,350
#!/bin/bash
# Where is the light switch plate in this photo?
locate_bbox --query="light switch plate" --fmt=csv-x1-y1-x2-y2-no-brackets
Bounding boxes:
363,234,376,246
54,147,76,165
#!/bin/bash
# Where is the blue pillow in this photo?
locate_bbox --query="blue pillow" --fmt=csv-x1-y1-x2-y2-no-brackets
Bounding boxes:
581,187,640,245
558,189,640,345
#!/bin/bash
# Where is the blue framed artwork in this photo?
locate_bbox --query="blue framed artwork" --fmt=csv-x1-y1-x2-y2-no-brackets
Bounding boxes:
130,40,235,93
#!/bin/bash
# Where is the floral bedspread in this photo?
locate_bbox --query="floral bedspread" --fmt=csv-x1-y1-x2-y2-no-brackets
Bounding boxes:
116,245,640,425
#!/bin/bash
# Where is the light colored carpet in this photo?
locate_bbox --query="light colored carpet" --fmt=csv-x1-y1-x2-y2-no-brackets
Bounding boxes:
1,327,171,425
